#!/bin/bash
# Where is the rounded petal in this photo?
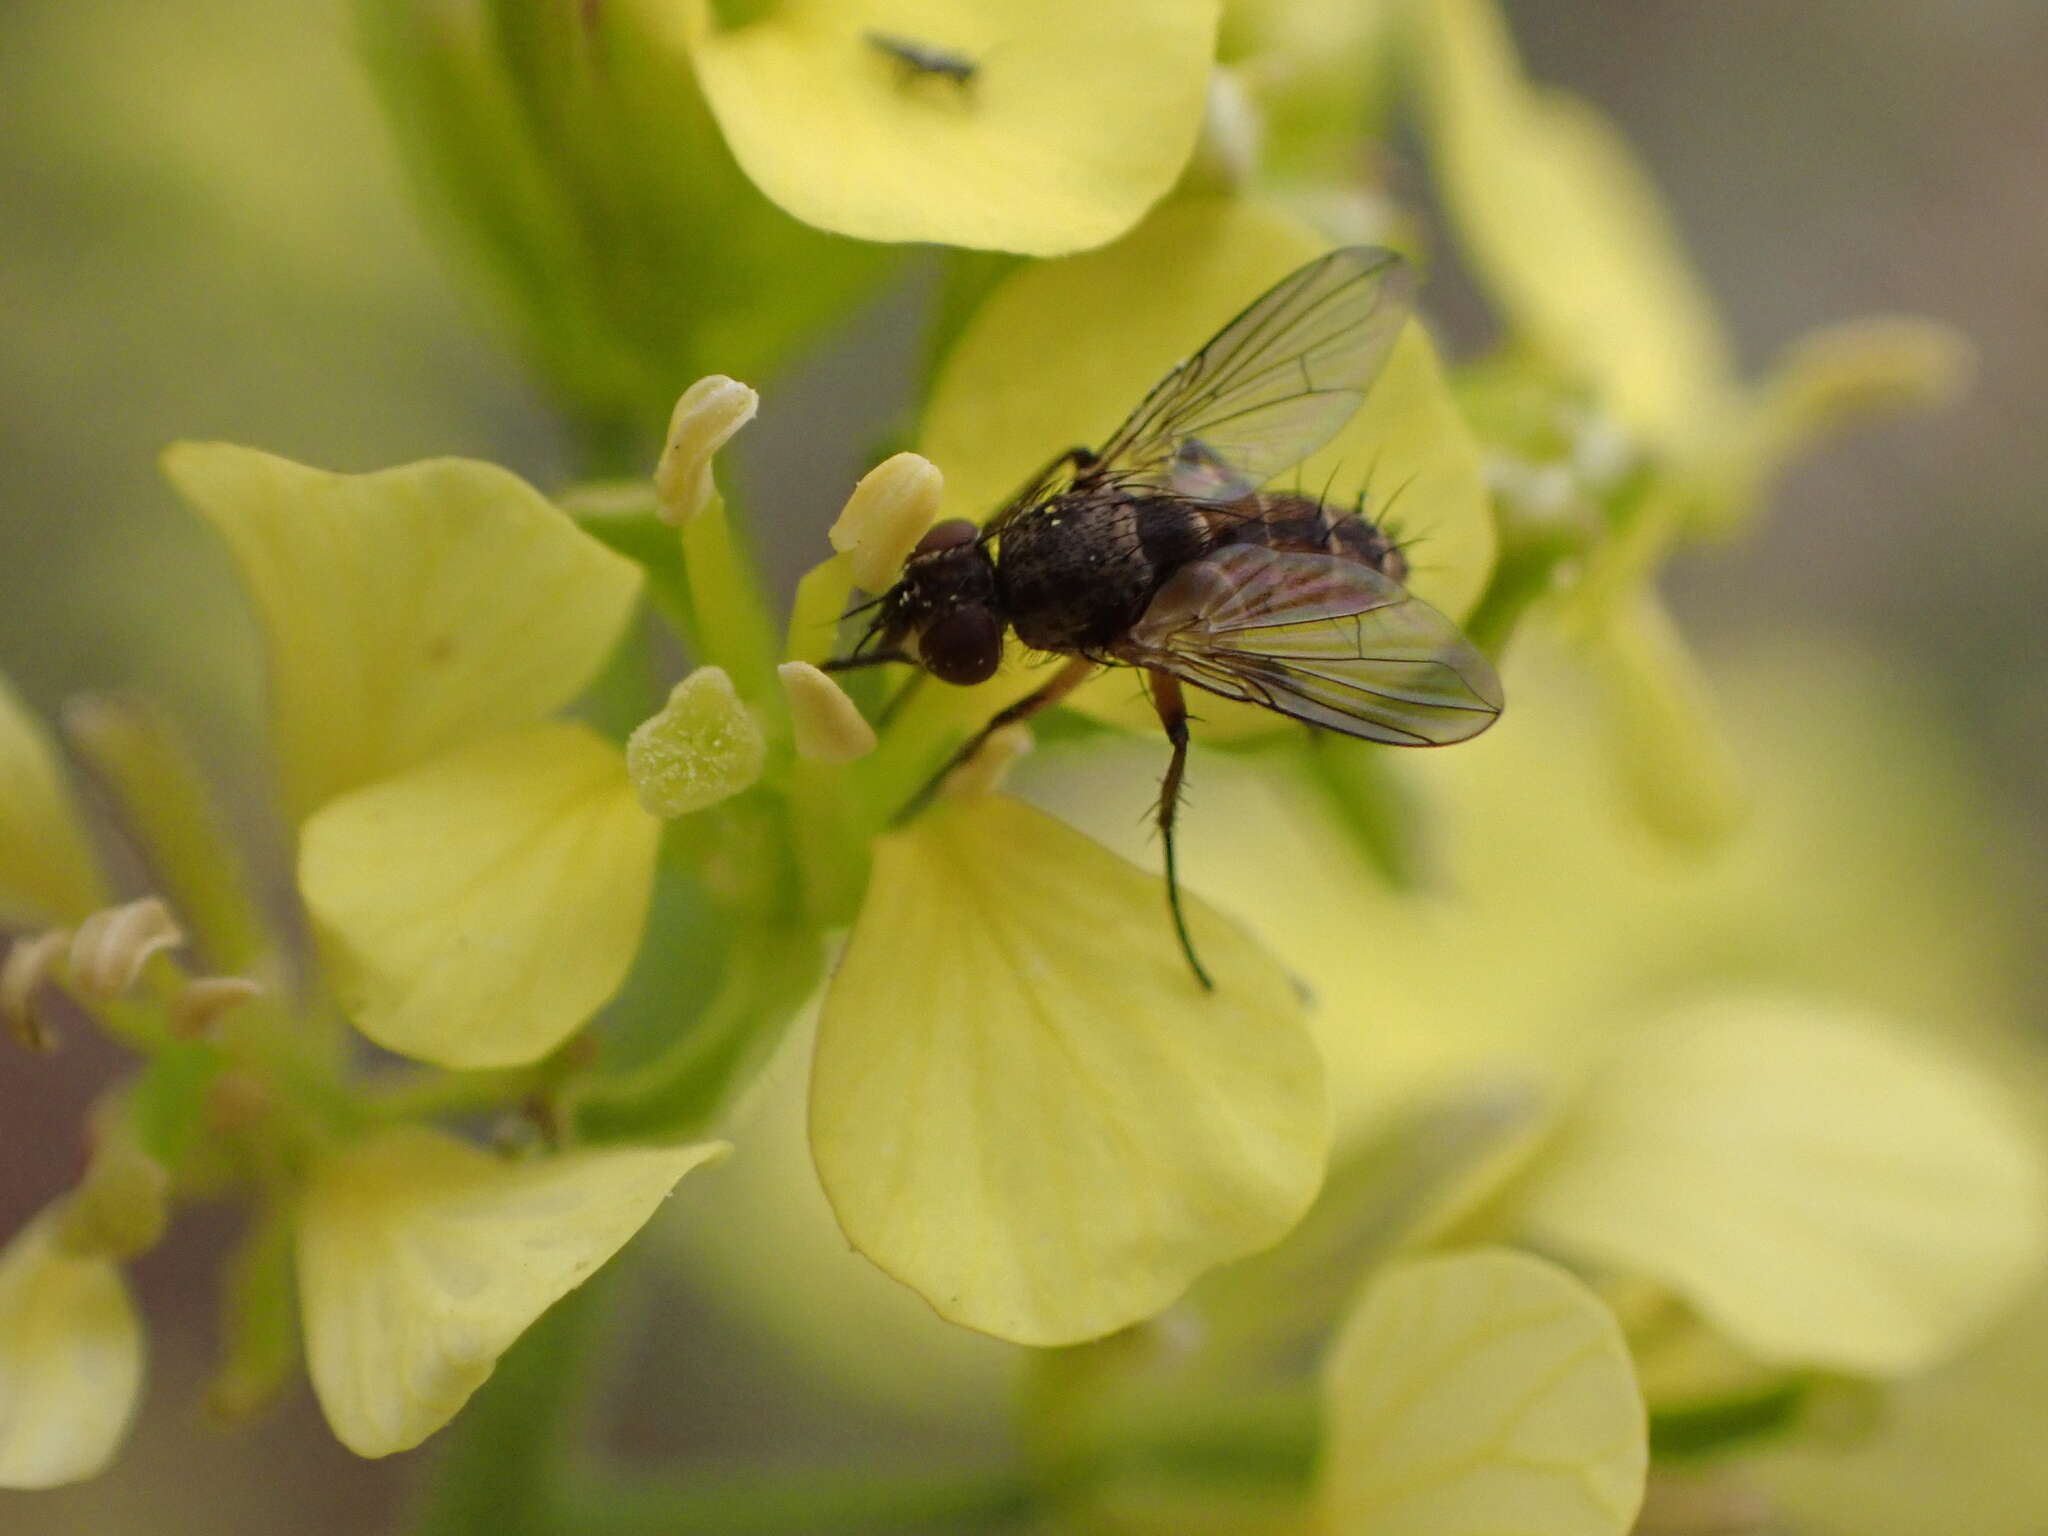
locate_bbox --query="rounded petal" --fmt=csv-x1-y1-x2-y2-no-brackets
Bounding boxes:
668,0,1219,254
297,1126,725,1457
0,1213,144,1489
162,443,642,816
812,794,1325,1345
0,674,103,927
920,197,1493,737
1517,997,2048,1377
1321,1248,1646,1536
1413,0,1734,451
299,722,659,1069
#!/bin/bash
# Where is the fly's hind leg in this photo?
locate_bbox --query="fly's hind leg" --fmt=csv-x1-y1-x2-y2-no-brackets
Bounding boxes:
897,656,1098,823
1145,669,1214,991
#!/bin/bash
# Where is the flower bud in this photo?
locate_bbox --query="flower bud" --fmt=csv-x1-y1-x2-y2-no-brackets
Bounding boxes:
829,452,944,592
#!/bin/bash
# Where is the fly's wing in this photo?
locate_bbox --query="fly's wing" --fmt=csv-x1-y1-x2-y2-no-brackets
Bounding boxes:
1093,247,1415,504
1122,543,1503,746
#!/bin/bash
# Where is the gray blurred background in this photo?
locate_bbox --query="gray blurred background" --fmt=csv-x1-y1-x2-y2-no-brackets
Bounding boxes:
1,0,2042,1529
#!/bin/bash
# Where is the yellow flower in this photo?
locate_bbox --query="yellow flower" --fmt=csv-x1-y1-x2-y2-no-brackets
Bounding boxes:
1413,0,1965,513
645,0,1223,255
164,443,658,1069
1412,0,1966,847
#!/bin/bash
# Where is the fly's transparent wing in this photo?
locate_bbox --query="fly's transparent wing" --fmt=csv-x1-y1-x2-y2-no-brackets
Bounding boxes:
1094,247,1415,503
1121,543,1503,746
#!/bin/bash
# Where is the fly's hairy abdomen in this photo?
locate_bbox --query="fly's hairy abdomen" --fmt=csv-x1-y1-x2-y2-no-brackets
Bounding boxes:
1202,492,1409,583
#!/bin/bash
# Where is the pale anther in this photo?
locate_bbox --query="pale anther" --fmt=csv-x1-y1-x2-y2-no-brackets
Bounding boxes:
829,452,944,592
68,896,183,1002
777,662,877,764
655,375,759,526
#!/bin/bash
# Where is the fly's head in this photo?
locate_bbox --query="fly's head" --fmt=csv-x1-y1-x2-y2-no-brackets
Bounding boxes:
869,519,1005,686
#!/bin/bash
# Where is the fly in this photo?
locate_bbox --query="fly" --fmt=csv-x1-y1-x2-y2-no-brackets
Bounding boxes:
827,247,1504,988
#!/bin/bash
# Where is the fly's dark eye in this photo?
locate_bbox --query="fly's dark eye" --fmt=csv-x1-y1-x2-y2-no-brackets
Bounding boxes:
914,518,981,556
918,604,1003,686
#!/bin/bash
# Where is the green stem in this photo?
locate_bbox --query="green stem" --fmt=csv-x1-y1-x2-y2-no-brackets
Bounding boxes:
410,1278,611,1536
570,924,821,1144
562,1465,1038,1536
680,495,782,702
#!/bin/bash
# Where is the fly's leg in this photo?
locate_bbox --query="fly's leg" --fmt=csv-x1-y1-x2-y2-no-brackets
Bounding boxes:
1146,669,1214,991
897,656,1098,823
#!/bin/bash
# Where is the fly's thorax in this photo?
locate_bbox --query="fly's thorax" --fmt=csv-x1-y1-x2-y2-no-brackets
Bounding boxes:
996,488,1213,654
883,519,1005,685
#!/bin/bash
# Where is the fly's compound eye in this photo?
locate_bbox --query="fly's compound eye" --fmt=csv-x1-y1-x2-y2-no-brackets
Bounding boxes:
918,604,1003,686
913,518,981,557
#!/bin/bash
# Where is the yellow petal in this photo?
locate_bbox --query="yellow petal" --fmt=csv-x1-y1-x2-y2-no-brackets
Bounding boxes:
0,674,103,927
1320,1247,1646,1536
1414,0,1733,453
299,722,659,1069
812,794,1324,1345
667,0,1219,255
0,1212,144,1489
919,197,1494,738
1518,996,2048,1377
297,1126,724,1457
162,443,642,817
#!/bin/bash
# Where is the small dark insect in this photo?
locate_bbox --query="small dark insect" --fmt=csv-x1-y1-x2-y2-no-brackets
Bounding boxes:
828,247,1504,988
866,29,977,87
